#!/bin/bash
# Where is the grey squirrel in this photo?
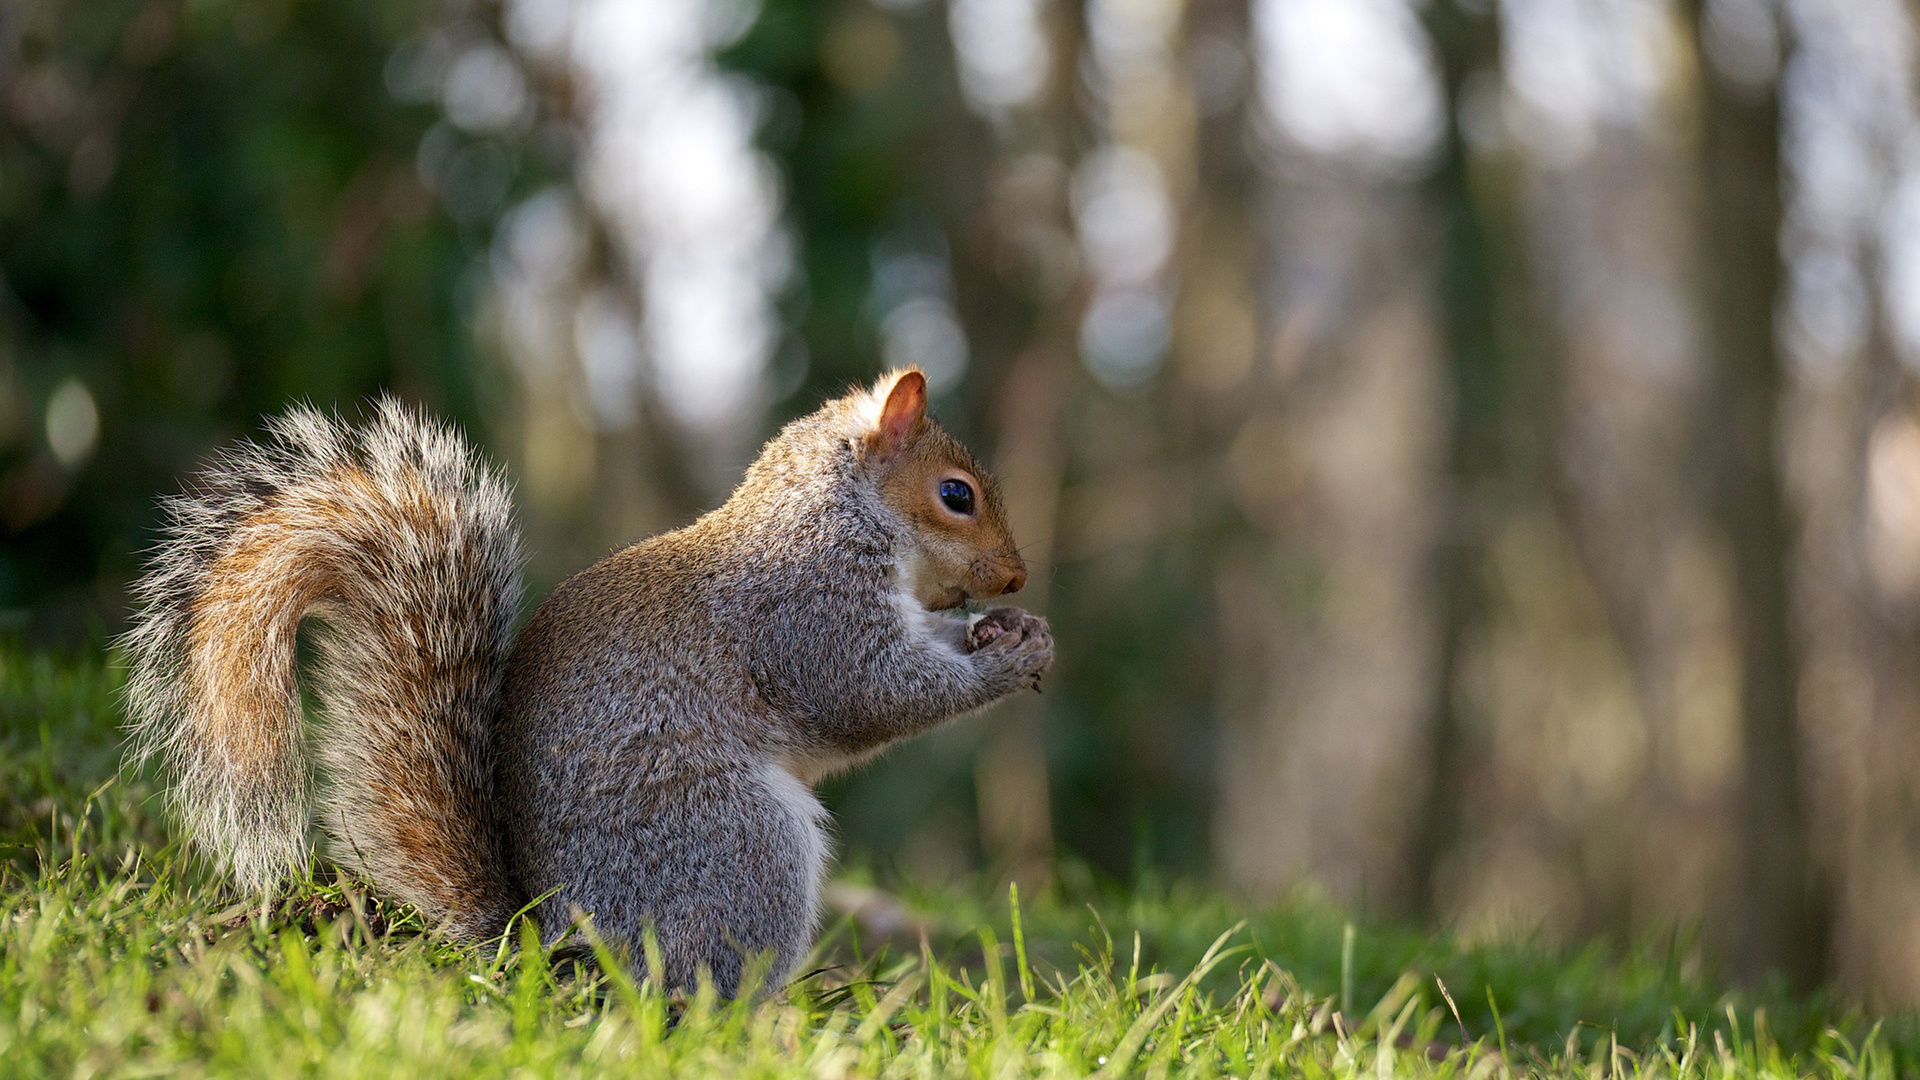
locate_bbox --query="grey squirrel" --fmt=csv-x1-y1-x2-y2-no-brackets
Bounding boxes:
121,369,1054,994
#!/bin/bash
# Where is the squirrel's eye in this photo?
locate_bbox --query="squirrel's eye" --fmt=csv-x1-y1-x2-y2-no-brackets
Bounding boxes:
939,479,975,516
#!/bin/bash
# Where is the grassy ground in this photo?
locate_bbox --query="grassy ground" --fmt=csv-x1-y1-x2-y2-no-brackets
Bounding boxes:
1,645,1912,1078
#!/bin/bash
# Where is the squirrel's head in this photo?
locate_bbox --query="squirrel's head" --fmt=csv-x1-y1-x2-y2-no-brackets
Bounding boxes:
854,369,1028,610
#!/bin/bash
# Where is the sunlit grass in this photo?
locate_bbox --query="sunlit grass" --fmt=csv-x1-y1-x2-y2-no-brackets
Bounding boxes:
0,645,1913,1078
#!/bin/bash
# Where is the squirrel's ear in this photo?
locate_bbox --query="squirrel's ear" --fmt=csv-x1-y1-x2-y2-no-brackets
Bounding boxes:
867,370,927,458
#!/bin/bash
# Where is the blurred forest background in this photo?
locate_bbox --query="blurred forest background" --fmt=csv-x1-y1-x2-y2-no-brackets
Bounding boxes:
7,0,1920,1001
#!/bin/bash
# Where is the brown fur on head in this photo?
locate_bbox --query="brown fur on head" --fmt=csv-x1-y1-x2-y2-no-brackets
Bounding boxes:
856,369,1027,610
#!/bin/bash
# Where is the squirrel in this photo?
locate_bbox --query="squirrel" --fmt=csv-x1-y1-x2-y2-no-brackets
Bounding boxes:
121,369,1054,994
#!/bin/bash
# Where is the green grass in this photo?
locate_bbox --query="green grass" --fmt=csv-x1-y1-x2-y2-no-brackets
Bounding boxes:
0,645,1912,1078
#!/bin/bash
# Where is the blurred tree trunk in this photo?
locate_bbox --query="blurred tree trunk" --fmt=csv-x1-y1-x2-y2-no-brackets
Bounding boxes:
933,0,1093,885
1214,167,1447,914
1788,223,1919,1001
1177,0,1261,409
1769,0,1920,1003
1409,0,1502,923
491,35,703,594
486,197,693,595
976,346,1075,885
1502,50,1741,940
1687,0,1826,988
1412,4,1649,939
1782,271,1920,1001
1213,21,1449,912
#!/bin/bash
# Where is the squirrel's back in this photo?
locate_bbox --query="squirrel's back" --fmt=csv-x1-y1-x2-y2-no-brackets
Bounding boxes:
122,399,524,939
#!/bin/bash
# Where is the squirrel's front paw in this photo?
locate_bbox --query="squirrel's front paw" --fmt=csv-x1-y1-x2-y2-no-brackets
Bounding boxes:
968,607,1054,691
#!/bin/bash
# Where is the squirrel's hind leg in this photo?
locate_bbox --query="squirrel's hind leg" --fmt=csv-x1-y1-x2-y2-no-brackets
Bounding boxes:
533,759,827,997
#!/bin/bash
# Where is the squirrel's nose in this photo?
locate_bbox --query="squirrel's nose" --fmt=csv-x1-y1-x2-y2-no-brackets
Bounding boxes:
1000,564,1027,595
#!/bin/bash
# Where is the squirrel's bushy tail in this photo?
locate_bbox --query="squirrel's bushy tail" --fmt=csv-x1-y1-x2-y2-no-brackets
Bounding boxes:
122,399,523,939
